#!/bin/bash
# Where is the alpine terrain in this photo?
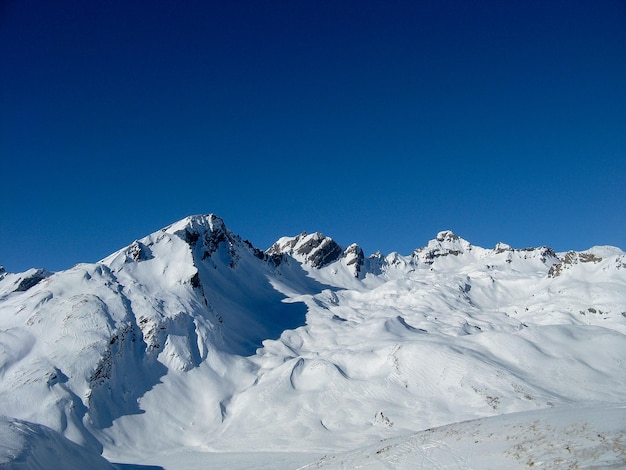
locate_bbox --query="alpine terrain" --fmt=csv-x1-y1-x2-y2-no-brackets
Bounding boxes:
0,214,625,469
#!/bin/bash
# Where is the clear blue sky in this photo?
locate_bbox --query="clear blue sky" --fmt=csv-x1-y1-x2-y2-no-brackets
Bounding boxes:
1,0,625,272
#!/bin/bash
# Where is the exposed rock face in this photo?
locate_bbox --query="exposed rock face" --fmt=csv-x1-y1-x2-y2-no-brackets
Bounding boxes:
549,250,604,277
126,241,153,262
538,247,558,264
436,230,459,243
172,214,233,262
494,242,513,254
412,230,470,264
171,214,278,269
14,269,49,292
267,232,343,268
342,244,365,277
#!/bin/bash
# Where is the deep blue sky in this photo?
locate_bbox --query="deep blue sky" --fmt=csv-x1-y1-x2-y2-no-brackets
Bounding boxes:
1,1,625,272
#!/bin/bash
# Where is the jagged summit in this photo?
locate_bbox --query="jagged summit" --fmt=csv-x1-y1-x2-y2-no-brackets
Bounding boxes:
435,229,460,242
102,213,261,273
163,213,240,262
164,213,227,238
411,230,472,265
494,242,513,253
267,231,343,268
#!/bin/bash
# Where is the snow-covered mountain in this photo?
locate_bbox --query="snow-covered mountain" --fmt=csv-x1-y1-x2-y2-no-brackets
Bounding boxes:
0,214,625,469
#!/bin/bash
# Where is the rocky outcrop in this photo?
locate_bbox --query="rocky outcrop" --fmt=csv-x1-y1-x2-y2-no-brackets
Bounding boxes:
14,269,49,292
267,232,343,268
494,242,513,254
412,230,470,265
125,240,153,262
549,250,603,277
174,215,233,261
343,244,365,277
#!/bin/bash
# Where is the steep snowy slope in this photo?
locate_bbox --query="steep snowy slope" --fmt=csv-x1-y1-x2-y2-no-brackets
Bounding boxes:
0,417,113,470
0,215,624,468
0,215,316,451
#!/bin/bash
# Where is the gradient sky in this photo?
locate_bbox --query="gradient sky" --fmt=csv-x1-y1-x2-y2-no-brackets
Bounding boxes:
1,0,625,273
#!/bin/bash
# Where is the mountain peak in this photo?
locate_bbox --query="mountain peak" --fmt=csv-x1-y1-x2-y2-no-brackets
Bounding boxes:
435,230,459,242
267,231,343,268
165,214,226,237
411,230,472,264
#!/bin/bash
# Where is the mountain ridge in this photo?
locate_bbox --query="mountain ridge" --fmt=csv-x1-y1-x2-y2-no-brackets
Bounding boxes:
0,213,624,468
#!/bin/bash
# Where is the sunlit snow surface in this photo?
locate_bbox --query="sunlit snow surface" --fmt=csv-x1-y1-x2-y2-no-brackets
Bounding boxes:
304,405,626,469
0,215,625,468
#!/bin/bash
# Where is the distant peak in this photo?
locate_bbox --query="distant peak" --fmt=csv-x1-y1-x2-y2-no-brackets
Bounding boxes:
267,231,343,268
413,230,471,264
429,230,469,250
161,214,230,246
495,242,512,253
436,230,459,242
342,244,365,277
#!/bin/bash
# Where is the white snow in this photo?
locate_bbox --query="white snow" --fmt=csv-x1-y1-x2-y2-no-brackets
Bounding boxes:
303,404,626,469
0,416,113,469
0,214,624,468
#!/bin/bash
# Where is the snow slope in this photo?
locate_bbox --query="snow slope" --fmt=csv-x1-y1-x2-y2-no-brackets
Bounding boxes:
303,405,626,469
0,215,625,468
0,416,113,470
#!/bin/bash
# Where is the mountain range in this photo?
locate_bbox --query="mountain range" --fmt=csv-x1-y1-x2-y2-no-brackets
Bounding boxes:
1,214,625,469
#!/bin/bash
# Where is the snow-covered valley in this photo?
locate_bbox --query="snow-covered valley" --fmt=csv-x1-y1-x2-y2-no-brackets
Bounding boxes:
1,214,625,468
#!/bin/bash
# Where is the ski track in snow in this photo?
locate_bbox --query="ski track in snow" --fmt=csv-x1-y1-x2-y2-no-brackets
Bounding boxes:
0,216,625,468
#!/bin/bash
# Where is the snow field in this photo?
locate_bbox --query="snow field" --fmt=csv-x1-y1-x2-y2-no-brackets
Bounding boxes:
0,214,624,468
